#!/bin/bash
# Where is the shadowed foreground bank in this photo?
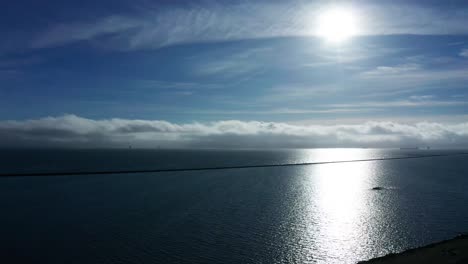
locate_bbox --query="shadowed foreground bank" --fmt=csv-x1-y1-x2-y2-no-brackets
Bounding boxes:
358,234,468,264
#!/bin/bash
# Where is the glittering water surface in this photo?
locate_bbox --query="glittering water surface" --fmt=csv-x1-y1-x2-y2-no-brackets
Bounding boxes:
1,149,468,263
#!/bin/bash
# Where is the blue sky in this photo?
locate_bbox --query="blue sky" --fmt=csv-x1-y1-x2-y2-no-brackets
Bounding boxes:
1,0,468,148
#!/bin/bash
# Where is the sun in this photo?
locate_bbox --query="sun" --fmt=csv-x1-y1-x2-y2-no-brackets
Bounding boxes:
316,7,358,43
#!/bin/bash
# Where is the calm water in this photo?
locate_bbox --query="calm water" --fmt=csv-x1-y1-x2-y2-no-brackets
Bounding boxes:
1,149,468,263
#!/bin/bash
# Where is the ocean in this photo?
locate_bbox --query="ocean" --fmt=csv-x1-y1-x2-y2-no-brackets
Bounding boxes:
1,148,467,263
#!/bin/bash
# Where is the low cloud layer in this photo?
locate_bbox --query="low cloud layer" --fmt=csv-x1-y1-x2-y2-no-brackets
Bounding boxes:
1,115,468,149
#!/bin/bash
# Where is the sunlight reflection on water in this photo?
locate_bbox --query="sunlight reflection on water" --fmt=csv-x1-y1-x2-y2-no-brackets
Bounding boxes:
292,149,382,263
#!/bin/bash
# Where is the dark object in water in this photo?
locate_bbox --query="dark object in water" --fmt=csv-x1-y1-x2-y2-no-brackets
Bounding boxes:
371,187,385,190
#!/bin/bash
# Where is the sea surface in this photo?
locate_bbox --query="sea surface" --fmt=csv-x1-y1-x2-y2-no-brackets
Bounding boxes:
1,148,468,263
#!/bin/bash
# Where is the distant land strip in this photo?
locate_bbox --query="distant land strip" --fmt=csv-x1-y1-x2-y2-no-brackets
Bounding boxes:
1,152,468,177
357,233,468,263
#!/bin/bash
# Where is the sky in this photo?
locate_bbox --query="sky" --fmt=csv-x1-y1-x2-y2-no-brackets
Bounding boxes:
1,0,468,148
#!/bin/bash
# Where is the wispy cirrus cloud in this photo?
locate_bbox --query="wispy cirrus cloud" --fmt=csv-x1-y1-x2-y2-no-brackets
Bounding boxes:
191,47,272,79
358,63,468,93
360,63,421,77
182,107,369,116
1,115,468,148
30,2,468,50
460,49,468,58
352,100,466,108
408,95,435,101
326,99,467,109
31,3,303,50
31,16,139,49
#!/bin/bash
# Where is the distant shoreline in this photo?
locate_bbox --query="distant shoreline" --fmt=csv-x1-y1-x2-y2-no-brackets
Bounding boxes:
358,234,468,263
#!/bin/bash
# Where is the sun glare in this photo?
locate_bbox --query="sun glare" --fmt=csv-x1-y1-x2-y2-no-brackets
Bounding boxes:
316,7,358,43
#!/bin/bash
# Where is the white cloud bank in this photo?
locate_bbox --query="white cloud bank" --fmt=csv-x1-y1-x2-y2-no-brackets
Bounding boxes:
1,115,468,149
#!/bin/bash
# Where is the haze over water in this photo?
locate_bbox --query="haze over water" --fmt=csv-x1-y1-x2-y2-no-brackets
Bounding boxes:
1,148,468,263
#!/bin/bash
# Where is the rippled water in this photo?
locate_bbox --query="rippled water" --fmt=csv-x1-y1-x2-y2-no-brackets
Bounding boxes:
1,149,468,263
